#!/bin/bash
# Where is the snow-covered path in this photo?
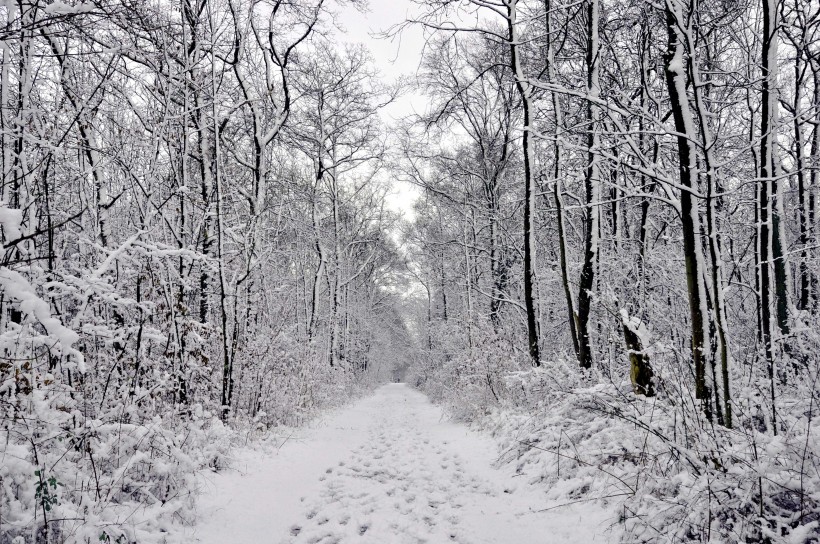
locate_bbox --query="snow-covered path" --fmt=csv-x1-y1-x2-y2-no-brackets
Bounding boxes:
192,384,614,544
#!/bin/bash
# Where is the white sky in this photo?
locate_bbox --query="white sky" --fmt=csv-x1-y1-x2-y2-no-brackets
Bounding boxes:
334,0,428,119
333,0,426,222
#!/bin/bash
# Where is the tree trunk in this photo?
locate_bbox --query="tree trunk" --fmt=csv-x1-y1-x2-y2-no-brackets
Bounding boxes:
545,0,580,360
687,27,730,427
506,0,540,366
759,0,783,429
621,310,654,397
663,0,714,420
576,0,601,370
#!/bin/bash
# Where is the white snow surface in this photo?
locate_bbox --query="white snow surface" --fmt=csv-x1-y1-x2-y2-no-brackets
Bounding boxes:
192,383,616,544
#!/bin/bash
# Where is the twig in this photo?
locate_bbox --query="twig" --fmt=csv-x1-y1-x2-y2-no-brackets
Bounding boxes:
530,492,633,512
515,439,636,494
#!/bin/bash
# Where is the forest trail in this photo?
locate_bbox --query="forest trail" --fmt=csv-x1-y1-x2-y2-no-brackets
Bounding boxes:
192,384,614,544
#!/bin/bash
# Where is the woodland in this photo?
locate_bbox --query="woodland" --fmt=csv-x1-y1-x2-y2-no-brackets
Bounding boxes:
0,0,819,542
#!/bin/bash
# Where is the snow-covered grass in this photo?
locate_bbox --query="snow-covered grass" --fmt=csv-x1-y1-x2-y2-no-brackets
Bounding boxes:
0,344,374,544
411,352,820,543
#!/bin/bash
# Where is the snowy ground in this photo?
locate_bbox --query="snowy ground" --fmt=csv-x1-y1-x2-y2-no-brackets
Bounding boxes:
191,383,617,544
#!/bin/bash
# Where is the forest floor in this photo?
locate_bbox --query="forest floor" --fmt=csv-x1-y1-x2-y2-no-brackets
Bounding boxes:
189,383,617,544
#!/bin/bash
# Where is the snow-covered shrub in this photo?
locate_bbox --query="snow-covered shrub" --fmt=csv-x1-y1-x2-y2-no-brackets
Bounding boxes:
0,229,370,543
1,395,233,544
0,257,233,543
412,325,530,422
415,328,820,543
226,322,378,435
